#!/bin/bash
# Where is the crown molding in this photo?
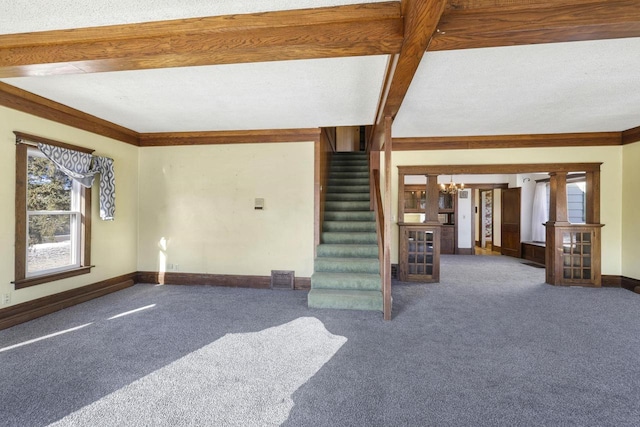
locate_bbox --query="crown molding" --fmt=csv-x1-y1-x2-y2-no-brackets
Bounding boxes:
392,132,623,151
139,128,321,147
0,82,139,145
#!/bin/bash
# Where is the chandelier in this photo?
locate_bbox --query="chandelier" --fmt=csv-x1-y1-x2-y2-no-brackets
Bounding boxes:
440,176,464,194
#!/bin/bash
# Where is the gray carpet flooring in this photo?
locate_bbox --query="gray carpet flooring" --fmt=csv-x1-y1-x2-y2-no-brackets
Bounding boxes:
1,255,639,426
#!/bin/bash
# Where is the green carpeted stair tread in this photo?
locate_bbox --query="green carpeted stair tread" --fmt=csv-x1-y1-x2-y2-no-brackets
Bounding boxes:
323,221,376,232
324,211,375,221
328,178,370,186
330,171,370,179
321,232,377,244
308,289,383,312
325,200,371,211
311,272,381,291
315,257,380,274
316,243,379,258
325,193,370,202
326,185,370,194
329,165,369,173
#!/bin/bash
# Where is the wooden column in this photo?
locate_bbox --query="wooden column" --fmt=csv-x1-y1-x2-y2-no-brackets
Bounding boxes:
383,116,393,321
424,174,440,224
546,172,568,284
585,170,600,224
548,172,569,224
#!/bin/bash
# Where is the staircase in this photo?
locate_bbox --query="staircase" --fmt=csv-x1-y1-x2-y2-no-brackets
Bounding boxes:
308,152,383,312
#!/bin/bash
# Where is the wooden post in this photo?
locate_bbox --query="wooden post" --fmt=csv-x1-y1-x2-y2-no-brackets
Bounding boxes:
383,116,392,321
546,171,569,285
548,172,569,224
585,169,600,224
424,174,440,224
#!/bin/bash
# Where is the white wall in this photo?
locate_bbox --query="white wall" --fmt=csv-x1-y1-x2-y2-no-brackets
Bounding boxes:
622,141,640,279
0,106,139,307
517,174,538,242
457,189,472,248
137,142,315,278
392,146,623,275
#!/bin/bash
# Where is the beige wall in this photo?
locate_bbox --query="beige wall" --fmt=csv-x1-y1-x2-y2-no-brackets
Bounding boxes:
0,106,139,307
392,146,624,275
137,142,315,278
622,141,640,279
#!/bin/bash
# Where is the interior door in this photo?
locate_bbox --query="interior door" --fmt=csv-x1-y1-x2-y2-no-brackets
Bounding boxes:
501,187,521,258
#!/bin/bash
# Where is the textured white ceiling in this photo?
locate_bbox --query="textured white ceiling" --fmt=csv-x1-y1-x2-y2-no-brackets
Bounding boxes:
2,56,389,132
0,0,390,34
393,37,640,137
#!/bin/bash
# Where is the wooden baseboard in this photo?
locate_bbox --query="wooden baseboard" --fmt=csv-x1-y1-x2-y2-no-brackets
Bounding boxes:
602,275,640,293
457,248,474,255
0,272,136,331
136,271,311,290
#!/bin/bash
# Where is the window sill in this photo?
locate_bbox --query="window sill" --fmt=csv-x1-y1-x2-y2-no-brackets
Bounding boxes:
13,266,93,290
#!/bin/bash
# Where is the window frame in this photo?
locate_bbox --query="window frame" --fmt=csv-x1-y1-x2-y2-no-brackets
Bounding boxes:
14,132,93,289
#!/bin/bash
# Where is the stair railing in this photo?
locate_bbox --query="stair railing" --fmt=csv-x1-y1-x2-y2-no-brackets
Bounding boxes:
372,168,391,319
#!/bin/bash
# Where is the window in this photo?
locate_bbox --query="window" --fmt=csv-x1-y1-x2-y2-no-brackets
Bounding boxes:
544,174,586,224
567,181,586,224
14,135,92,289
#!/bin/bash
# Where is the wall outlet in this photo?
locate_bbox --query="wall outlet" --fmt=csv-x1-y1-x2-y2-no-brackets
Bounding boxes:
2,293,10,305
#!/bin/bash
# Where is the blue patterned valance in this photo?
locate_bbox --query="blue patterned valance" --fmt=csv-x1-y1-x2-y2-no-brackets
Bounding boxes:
38,143,116,221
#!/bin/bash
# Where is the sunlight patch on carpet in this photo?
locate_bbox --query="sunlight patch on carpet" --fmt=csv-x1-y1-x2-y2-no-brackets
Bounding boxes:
50,317,346,426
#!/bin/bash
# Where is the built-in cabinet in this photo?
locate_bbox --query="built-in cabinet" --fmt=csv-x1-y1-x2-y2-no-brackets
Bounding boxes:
399,224,440,282
403,185,456,254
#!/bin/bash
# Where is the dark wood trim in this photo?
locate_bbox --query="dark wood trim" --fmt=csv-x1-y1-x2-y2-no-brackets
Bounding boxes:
139,128,322,146
14,267,93,290
601,275,622,287
294,277,312,291
431,0,640,51
136,271,311,291
622,125,640,145
0,273,135,331
463,183,509,190
0,3,403,78
398,163,602,175
14,132,95,154
602,275,640,293
383,116,393,320
14,143,27,285
0,82,139,146
457,248,474,255
392,132,622,151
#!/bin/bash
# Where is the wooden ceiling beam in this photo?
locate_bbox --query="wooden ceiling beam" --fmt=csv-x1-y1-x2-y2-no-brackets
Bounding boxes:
393,132,623,150
0,2,403,78
430,0,640,51
369,0,448,150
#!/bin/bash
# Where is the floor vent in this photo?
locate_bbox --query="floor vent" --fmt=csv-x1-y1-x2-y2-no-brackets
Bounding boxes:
271,270,295,290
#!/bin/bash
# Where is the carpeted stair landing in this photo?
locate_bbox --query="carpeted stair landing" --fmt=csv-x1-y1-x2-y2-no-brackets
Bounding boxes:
308,152,383,312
